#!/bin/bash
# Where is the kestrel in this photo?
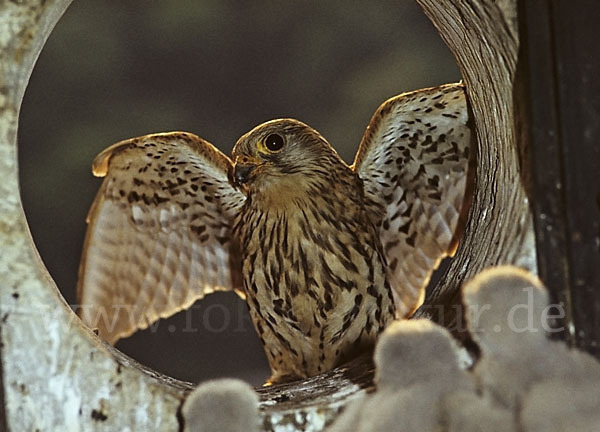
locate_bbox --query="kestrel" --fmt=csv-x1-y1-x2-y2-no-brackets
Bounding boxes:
77,83,474,383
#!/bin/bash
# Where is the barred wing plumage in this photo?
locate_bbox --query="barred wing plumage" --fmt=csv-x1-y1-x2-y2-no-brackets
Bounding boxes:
353,83,475,318
77,132,245,344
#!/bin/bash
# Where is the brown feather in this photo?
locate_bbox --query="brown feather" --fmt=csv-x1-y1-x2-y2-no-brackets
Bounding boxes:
353,83,474,317
77,132,245,343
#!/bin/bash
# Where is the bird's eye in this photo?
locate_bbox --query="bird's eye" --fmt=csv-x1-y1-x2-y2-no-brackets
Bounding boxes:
264,133,284,152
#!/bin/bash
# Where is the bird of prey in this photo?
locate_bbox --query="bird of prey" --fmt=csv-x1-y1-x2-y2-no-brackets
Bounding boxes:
77,82,475,383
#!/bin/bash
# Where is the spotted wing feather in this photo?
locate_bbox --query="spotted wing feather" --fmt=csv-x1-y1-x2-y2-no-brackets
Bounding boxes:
77,132,245,343
353,83,475,318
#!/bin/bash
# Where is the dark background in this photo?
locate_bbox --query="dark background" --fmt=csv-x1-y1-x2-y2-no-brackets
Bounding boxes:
19,0,459,386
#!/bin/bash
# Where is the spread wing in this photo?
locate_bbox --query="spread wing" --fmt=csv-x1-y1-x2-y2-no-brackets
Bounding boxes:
77,132,246,344
353,83,475,318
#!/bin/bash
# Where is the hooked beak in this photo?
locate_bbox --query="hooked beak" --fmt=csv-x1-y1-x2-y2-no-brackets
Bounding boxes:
232,163,255,187
233,164,256,186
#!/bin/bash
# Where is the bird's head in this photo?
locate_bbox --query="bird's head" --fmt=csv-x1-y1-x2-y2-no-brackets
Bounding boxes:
231,118,339,194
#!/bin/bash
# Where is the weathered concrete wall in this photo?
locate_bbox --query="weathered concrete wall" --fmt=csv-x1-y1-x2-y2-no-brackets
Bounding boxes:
0,1,187,430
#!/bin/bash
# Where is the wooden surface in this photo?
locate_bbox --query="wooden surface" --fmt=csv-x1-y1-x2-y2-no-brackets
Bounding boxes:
0,0,543,431
518,0,600,354
414,0,537,335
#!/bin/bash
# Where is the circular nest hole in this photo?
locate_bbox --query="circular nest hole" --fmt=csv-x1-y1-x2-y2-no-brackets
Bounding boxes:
5,1,542,430
18,0,461,387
